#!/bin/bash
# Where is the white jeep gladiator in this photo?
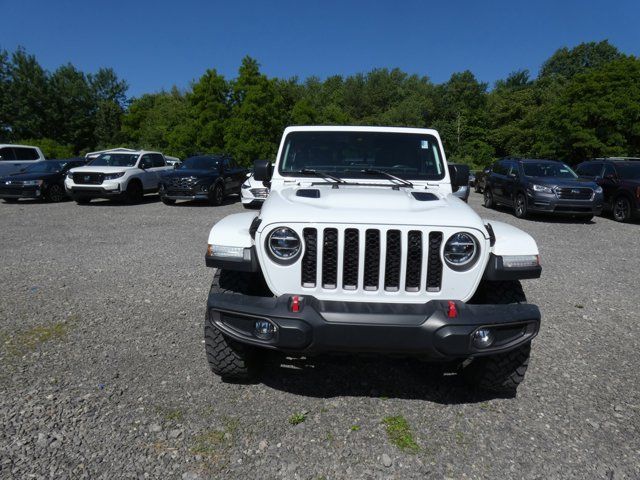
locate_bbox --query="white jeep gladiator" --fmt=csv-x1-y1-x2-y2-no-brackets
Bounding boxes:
65,150,171,204
204,126,542,394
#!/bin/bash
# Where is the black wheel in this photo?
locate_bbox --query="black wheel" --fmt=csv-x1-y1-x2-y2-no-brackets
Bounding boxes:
161,198,176,206
514,192,527,218
483,188,494,208
3,198,18,204
465,281,531,394
75,197,91,205
612,196,631,222
209,183,224,206
124,181,143,204
46,184,65,203
204,269,273,380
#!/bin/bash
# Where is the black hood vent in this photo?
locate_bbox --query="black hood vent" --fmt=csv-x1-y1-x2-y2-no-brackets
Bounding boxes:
411,192,438,201
296,189,320,198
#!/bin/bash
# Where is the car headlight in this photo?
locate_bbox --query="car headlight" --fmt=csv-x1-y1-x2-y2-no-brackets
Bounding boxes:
594,185,603,194
104,172,125,180
443,232,479,270
266,227,301,263
23,180,43,186
531,184,553,193
66,172,74,179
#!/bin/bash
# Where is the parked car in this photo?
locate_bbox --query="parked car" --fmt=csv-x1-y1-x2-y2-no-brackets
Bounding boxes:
0,159,86,203
576,158,640,222
474,166,491,193
483,158,603,220
449,163,470,202
241,172,270,209
65,150,171,204
203,125,542,395
164,155,181,167
0,144,46,176
468,171,476,187
158,155,247,206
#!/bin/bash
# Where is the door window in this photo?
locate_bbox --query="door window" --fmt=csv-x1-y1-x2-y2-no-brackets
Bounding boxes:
0,147,16,161
14,148,40,160
602,164,616,179
576,163,602,177
151,154,165,168
139,155,152,169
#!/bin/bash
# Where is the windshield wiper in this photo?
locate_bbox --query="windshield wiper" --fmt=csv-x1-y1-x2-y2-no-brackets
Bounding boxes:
362,169,414,188
296,169,347,187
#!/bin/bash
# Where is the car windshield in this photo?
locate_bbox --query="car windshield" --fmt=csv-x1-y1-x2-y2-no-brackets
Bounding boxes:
178,156,221,170
23,161,69,174
522,162,577,178
616,163,640,180
89,153,138,167
279,131,445,180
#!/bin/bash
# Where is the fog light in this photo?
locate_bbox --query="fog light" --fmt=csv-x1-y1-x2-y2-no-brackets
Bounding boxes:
472,328,493,349
254,320,277,340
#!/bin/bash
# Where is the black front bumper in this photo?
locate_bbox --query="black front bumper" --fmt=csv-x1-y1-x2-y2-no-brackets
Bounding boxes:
68,186,123,199
0,186,42,199
207,293,540,359
527,191,603,215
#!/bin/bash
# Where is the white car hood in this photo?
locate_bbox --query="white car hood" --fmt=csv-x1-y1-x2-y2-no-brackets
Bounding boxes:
259,184,488,234
69,166,137,173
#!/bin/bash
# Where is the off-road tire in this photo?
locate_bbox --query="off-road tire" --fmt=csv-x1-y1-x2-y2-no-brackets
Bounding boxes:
465,280,531,394
161,198,176,206
483,188,494,209
204,269,272,380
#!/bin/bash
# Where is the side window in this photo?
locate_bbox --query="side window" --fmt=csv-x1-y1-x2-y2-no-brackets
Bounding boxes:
507,162,519,176
14,147,40,160
0,147,16,161
603,164,616,178
576,163,601,177
151,154,165,168
139,154,152,169
222,158,230,170
494,160,509,175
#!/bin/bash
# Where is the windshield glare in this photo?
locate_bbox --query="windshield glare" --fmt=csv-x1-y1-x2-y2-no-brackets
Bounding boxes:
279,131,445,180
90,153,138,167
522,162,577,179
178,157,221,170
24,161,69,174
616,164,640,180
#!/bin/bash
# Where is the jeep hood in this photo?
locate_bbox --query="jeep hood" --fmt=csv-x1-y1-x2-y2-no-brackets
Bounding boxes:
258,185,488,233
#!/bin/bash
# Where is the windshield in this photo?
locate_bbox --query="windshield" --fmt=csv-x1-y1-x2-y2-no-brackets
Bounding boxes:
23,161,69,174
89,153,138,167
522,162,577,178
616,163,640,180
178,156,221,170
278,131,445,180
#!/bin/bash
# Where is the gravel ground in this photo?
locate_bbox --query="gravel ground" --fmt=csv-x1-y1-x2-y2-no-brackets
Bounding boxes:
0,192,639,480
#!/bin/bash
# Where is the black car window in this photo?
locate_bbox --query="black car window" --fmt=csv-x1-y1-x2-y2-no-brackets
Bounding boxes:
13,147,40,160
603,164,616,178
576,163,601,177
178,156,221,170
493,160,509,175
507,162,519,176
23,161,68,173
522,162,577,178
151,154,165,168
0,147,16,161
616,163,640,180
139,155,153,169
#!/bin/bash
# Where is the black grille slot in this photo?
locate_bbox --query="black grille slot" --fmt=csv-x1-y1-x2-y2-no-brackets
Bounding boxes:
322,228,338,288
427,232,443,291
342,229,359,289
556,187,593,200
405,231,422,291
384,230,401,291
363,230,380,290
73,172,103,185
301,228,317,287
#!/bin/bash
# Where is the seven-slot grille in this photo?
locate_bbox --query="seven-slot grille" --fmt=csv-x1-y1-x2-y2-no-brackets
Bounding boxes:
73,172,104,184
167,177,198,191
555,187,593,200
301,227,444,292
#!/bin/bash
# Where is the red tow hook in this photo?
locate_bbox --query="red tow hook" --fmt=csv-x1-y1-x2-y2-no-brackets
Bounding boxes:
447,301,458,318
290,295,302,313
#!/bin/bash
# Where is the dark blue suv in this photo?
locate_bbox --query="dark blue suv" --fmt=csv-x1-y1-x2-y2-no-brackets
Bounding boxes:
483,158,603,219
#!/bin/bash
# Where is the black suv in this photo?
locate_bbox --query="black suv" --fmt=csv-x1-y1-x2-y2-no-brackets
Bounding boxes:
576,158,640,222
0,159,86,203
159,155,247,206
483,158,603,219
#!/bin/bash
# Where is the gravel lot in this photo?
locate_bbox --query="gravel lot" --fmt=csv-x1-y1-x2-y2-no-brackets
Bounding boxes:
1,192,639,480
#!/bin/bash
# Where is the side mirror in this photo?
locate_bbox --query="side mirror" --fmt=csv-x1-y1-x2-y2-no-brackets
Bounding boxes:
448,164,470,190
254,159,273,182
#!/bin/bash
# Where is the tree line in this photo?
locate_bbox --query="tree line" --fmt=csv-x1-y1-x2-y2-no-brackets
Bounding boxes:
1,40,638,167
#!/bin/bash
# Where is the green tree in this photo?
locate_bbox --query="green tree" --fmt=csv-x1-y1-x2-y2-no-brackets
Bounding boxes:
188,69,229,153
539,40,622,79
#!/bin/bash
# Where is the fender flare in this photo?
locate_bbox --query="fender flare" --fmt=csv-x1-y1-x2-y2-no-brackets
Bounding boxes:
206,212,260,271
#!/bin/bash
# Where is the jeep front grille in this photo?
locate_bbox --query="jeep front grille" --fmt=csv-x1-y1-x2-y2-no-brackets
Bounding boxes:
301,227,443,292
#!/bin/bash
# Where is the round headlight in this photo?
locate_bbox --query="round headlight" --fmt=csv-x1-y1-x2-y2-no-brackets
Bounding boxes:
267,227,301,263
443,232,479,270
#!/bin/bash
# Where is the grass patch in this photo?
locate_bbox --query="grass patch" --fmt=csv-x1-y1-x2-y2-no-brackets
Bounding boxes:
382,416,420,453
157,407,184,423
1,321,71,358
190,418,238,459
288,412,307,425
574,304,584,309
350,425,361,431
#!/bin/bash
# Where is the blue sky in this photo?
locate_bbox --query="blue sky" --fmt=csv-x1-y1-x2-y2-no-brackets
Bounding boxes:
1,0,639,97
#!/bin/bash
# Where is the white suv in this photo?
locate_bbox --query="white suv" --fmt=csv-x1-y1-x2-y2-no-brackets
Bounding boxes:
65,150,171,204
203,126,543,394
0,144,45,176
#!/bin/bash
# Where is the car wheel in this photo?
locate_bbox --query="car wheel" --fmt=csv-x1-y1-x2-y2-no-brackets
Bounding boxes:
514,193,528,218
46,184,65,203
75,197,91,205
161,198,176,206
209,183,224,206
464,280,531,395
474,183,481,193
612,196,631,222
3,198,19,204
483,188,494,208
124,181,143,205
